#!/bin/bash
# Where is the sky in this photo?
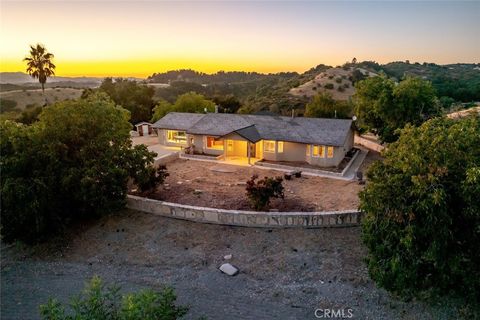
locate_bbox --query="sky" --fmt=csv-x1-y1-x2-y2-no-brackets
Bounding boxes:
0,1,479,78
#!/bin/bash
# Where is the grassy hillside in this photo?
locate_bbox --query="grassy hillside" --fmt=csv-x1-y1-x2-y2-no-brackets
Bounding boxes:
0,87,83,110
289,67,377,100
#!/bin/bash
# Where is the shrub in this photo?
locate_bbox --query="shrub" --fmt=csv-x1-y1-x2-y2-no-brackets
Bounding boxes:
246,174,284,210
324,83,334,89
0,98,18,113
343,83,350,88
134,165,169,193
328,75,334,79
0,92,162,243
39,276,188,320
312,86,317,90
360,115,480,305
337,86,345,92
335,77,342,84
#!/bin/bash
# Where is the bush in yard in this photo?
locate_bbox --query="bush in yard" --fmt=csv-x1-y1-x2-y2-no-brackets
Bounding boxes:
360,115,480,306
134,165,169,193
0,92,163,244
39,276,188,320
246,174,284,210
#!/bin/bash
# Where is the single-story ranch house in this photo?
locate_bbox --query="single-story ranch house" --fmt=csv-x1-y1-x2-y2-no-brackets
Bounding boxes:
152,112,354,167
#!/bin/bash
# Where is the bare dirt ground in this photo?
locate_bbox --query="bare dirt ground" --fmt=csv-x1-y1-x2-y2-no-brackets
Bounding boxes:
1,210,458,320
133,159,364,212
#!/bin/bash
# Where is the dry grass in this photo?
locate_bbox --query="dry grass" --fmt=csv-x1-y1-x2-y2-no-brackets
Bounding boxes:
0,87,83,109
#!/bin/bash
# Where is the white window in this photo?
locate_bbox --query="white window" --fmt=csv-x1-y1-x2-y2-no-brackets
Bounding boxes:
327,146,334,158
206,136,224,150
277,141,284,153
166,130,186,144
306,145,311,156
312,145,325,158
264,140,275,153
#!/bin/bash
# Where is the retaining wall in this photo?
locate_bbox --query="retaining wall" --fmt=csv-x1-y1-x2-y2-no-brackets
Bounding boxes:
354,134,385,152
127,195,362,228
154,152,179,166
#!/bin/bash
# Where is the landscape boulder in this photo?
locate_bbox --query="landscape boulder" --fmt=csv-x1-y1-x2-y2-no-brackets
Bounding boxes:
219,263,239,276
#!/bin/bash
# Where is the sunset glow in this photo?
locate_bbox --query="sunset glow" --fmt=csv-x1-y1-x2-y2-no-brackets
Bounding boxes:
1,1,479,78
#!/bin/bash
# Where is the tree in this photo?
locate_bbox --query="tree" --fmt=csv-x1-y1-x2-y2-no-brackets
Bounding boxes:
99,78,156,124
173,92,215,113
360,115,480,305
304,92,352,119
353,75,440,142
246,175,284,210
212,94,242,113
24,44,56,104
151,99,174,122
0,92,164,243
40,276,188,320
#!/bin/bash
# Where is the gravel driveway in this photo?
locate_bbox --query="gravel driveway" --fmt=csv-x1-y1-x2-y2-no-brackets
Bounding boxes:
1,210,458,319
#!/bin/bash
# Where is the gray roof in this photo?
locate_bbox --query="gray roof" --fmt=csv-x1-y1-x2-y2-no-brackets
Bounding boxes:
152,112,353,146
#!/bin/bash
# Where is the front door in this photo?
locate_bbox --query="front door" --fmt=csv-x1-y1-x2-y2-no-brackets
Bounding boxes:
249,143,256,158
142,125,149,136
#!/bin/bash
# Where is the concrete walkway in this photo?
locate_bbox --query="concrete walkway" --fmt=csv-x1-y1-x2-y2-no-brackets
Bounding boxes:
342,148,369,180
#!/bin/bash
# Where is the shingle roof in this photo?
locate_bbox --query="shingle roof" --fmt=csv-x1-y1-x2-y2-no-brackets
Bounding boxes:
152,112,353,147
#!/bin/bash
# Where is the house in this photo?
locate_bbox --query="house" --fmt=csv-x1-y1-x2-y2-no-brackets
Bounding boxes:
135,122,153,136
152,112,354,167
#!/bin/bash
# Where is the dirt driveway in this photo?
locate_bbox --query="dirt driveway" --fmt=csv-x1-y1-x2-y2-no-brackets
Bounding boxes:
1,210,457,320
134,159,364,212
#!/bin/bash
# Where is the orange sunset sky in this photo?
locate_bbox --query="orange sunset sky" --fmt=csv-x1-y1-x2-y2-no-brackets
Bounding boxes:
1,1,479,78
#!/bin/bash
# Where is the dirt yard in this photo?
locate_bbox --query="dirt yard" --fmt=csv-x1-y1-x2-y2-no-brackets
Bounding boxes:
1,210,459,320
133,159,364,212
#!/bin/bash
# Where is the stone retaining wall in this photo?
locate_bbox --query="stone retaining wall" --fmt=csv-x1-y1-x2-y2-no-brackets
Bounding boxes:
154,152,179,166
127,195,362,228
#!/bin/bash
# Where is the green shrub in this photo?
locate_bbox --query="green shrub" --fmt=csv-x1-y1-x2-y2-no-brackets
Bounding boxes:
335,77,342,84
312,86,317,90
360,115,480,306
0,92,162,244
343,83,350,88
246,174,284,210
328,75,334,79
324,83,334,89
337,86,345,92
134,165,169,193
39,276,188,320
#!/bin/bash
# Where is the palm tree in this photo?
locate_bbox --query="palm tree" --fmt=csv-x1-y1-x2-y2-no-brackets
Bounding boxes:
24,44,56,105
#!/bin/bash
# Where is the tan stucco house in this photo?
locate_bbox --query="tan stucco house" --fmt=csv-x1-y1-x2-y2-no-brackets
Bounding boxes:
152,112,354,167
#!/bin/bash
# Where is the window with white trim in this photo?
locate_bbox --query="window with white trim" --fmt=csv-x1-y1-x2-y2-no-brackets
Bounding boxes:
277,141,284,153
264,140,275,153
312,145,325,158
327,146,334,158
206,136,224,150
166,130,186,144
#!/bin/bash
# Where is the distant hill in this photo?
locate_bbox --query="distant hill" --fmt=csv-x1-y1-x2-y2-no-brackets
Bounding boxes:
0,72,105,84
289,67,378,100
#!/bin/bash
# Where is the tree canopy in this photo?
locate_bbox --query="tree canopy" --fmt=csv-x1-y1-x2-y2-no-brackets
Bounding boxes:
151,92,215,122
360,114,480,305
0,92,163,243
99,78,156,124
353,75,440,142
304,92,352,119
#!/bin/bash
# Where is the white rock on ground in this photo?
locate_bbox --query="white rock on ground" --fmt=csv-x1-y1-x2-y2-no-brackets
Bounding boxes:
224,254,232,260
219,263,239,276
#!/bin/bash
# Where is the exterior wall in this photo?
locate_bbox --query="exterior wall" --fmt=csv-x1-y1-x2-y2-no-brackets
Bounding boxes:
276,142,307,162
136,124,152,136
344,130,354,151
127,195,362,228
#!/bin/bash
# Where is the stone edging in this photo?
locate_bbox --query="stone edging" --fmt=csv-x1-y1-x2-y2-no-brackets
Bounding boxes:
127,195,362,228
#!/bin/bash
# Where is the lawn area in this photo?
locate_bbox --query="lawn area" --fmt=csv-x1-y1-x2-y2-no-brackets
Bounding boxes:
132,158,365,212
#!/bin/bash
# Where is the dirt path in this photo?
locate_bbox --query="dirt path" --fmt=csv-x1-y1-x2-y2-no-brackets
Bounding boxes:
1,210,458,319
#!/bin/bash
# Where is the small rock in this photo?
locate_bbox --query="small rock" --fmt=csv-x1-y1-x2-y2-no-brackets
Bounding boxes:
290,191,294,194
224,254,232,260
164,186,171,190
131,188,137,192
235,181,247,186
193,189,203,195
164,183,170,187
177,181,183,185
185,180,191,183
219,263,239,276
